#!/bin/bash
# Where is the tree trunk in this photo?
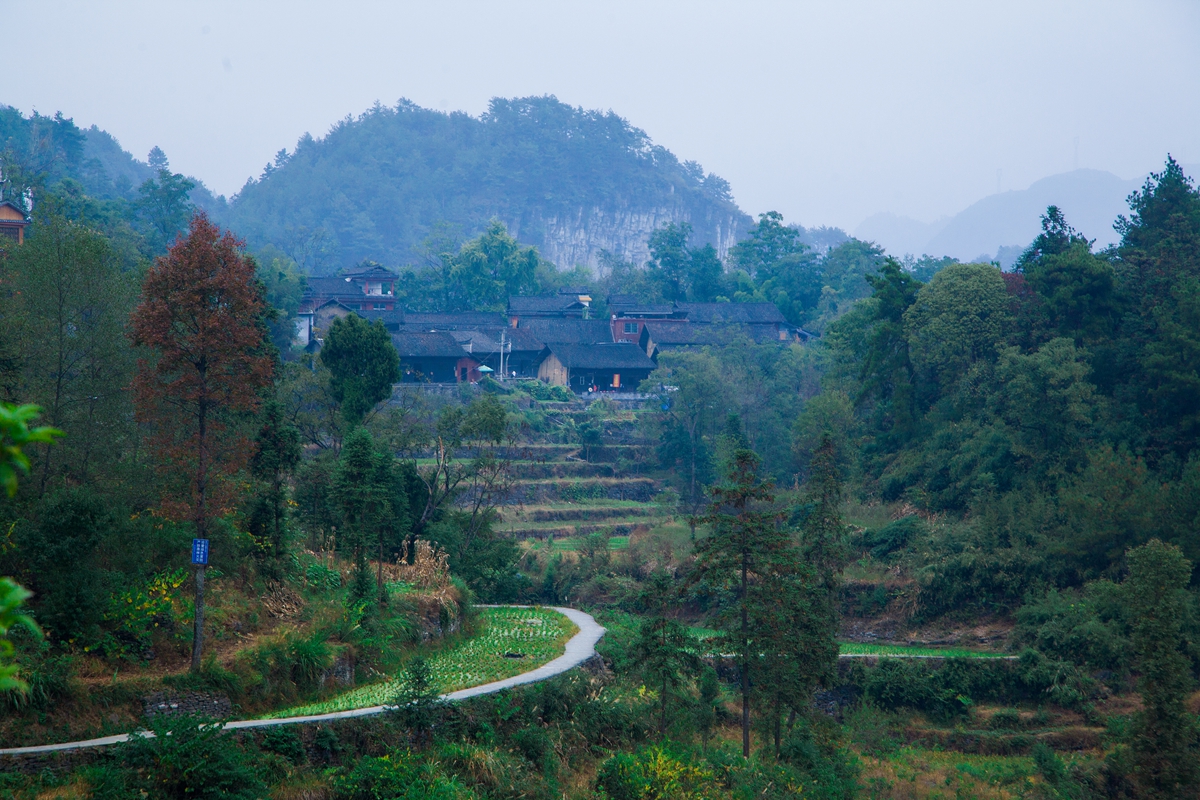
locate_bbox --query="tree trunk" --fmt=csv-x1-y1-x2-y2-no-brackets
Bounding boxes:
741,548,750,758
191,390,208,673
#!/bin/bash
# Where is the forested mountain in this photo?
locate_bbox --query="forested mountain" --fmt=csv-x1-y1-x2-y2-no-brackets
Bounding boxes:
0,105,218,209
219,96,752,273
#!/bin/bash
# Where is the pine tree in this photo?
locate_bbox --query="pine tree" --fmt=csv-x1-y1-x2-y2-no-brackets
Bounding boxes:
690,449,791,757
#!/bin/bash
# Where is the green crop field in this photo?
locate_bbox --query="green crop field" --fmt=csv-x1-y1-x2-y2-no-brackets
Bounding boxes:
267,607,578,718
685,627,1008,659
838,642,1012,659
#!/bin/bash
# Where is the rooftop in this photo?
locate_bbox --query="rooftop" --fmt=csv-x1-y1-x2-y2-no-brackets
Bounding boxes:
517,318,613,344
545,342,658,371
391,331,472,359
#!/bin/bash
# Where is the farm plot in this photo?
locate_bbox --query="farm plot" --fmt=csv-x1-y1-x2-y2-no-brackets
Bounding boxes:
838,642,1012,659
268,607,577,718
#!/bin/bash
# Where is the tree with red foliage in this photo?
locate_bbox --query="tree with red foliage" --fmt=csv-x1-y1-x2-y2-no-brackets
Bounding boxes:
130,214,273,671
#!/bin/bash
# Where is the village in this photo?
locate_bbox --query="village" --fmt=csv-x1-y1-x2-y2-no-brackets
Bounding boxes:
293,265,813,393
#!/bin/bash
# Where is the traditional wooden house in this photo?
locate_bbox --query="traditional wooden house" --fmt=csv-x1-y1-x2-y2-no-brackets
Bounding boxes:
507,287,592,326
0,201,29,245
537,342,657,392
392,331,483,383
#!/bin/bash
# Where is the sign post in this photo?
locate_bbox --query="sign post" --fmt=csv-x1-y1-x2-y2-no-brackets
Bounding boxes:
191,539,208,671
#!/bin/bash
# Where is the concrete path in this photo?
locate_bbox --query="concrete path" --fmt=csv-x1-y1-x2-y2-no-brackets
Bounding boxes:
0,605,604,757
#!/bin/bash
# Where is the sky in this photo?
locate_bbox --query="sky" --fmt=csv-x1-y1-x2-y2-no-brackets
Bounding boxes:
4,1,1199,232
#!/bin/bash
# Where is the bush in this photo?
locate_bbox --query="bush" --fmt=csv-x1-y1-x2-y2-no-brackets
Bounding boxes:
861,515,924,559
117,715,266,800
1014,582,1131,672
595,746,716,800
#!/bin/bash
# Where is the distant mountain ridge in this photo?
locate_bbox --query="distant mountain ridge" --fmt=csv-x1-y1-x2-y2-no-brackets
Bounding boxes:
219,96,752,273
856,165,1200,265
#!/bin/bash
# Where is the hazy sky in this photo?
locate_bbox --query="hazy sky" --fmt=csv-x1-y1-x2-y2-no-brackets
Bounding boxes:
5,1,1199,231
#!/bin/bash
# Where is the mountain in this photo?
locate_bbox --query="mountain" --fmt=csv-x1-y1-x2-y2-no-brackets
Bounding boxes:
219,96,751,273
855,167,1200,264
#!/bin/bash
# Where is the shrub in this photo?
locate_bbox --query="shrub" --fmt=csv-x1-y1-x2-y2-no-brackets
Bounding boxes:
861,515,924,559
117,715,266,800
595,746,716,800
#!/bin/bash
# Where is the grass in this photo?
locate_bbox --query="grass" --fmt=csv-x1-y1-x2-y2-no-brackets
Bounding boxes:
267,607,578,718
839,642,1012,659
685,627,1008,659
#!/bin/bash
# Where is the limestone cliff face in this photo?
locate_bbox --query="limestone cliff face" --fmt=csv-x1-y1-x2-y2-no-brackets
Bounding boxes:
506,203,750,272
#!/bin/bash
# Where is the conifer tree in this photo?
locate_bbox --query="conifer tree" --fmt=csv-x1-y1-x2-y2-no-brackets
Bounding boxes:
690,449,790,757
130,213,273,671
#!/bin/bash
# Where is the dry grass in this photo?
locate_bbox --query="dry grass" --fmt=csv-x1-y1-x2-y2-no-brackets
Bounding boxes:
856,749,1042,799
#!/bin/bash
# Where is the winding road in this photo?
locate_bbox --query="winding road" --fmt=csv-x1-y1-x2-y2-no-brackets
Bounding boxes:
0,606,605,757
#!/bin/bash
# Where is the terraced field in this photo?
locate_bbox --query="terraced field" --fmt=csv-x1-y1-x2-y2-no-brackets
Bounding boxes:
496,413,672,541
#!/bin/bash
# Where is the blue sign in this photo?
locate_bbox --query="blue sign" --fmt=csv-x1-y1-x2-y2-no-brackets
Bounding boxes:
191,538,209,565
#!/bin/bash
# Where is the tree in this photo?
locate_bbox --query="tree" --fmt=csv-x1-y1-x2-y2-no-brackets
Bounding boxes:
447,220,541,311
690,449,792,757
392,655,442,746
7,201,136,491
333,428,397,607
1019,208,1116,343
248,400,302,578
730,211,821,325
1125,539,1198,795
319,314,400,427
646,222,729,302
903,262,1012,399
631,571,700,737
130,213,274,671
642,350,729,514
137,166,196,248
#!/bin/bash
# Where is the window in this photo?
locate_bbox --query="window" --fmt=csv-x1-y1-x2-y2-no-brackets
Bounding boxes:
623,322,638,334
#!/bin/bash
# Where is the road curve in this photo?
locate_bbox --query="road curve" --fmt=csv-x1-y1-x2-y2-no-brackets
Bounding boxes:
0,605,604,757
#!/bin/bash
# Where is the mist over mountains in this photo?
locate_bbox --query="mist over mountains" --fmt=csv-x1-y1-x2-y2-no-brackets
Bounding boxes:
856,166,1200,267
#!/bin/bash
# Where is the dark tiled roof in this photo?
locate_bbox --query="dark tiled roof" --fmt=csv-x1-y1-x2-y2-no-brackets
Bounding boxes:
557,286,592,295
305,276,357,295
448,330,502,353
517,318,612,344
508,295,587,314
546,342,657,371
357,309,404,328
343,265,400,281
391,331,469,359
502,327,545,352
642,321,770,346
673,302,787,324
611,304,677,318
401,312,508,329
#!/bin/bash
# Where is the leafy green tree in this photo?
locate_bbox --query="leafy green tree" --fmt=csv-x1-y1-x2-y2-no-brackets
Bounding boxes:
18,488,113,642
903,262,1013,399
730,211,822,325
642,350,729,513
1125,539,1198,795
631,570,700,736
320,314,400,426
448,220,542,311
646,222,728,302
690,449,792,758
248,400,302,577
7,202,136,491
695,665,721,753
